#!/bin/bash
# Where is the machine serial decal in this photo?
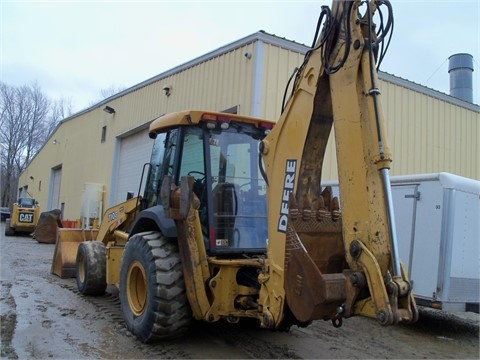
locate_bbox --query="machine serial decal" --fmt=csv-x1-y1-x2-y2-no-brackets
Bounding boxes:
278,159,296,232
107,211,118,222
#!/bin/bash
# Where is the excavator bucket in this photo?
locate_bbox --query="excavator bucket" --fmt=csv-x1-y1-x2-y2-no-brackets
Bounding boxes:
51,228,98,278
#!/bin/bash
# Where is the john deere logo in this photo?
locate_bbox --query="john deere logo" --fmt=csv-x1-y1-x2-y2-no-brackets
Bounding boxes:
19,213,34,223
277,159,296,233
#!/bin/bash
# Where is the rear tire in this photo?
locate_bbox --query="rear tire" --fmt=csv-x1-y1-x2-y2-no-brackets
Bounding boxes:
76,241,107,295
5,219,15,236
119,231,191,342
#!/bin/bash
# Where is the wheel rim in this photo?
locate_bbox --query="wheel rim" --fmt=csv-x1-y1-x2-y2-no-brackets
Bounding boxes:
126,260,147,316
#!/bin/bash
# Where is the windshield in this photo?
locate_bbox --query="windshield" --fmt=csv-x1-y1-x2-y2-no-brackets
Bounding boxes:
18,198,35,208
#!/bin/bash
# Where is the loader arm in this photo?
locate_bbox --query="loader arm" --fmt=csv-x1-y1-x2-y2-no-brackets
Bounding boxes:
95,196,140,245
259,0,418,328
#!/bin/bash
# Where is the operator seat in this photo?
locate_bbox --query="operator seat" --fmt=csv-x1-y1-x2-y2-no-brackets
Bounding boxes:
212,182,237,246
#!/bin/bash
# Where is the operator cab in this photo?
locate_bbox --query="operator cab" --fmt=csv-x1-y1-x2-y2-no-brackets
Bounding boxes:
17,198,36,208
143,112,272,255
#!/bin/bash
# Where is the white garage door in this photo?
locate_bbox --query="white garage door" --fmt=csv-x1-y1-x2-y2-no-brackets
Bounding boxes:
115,130,153,204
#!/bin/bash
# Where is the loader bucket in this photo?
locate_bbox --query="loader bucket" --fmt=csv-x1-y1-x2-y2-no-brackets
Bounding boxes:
33,209,63,244
51,228,98,278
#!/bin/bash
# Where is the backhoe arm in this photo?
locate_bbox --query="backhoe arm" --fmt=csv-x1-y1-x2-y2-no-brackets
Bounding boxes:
259,0,418,329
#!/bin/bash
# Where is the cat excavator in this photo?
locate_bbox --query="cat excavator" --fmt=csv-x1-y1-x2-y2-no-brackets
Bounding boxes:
53,0,418,342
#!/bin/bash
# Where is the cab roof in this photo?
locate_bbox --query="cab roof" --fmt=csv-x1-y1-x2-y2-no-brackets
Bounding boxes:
149,110,275,135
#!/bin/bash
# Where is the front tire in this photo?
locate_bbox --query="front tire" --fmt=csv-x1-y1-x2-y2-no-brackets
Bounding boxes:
119,231,191,343
76,241,107,295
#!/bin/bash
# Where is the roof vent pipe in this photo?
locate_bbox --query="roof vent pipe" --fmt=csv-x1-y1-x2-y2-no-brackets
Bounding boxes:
448,53,474,103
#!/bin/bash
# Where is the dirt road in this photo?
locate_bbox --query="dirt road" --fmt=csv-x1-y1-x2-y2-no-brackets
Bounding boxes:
1,223,478,359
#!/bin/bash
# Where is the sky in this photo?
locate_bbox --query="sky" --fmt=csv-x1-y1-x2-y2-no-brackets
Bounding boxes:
1,0,479,113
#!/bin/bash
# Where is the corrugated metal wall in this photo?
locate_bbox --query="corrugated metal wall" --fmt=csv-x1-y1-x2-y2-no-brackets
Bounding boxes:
172,45,256,113
18,106,117,218
88,42,258,146
108,42,258,129
260,44,306,120
381,79,479,180
309,79,480,181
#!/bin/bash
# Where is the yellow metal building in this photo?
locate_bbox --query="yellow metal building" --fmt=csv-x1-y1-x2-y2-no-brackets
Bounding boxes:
18,31,479,222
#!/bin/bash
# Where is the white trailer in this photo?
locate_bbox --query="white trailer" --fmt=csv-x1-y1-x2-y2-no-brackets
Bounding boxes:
322,172,480,313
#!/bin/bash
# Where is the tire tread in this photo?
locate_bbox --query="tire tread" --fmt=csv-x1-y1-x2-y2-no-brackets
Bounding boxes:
120,231,191,342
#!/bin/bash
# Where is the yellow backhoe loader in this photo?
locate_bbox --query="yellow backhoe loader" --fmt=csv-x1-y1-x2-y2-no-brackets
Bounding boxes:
53,0,418,342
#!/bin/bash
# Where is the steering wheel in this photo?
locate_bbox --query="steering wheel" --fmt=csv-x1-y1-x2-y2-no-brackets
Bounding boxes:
187,171,206,206
239,182,251,191
187,171,205,179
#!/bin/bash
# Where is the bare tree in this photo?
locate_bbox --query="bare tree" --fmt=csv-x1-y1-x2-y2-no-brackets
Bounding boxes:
49,97,73,133
0,82,66,207
1,83,33,206
87,84,127,107
100,84,126,99
23,83,50,167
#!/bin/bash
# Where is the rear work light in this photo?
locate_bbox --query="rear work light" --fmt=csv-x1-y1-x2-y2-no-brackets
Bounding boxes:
205,121,217,129
201,113,230,130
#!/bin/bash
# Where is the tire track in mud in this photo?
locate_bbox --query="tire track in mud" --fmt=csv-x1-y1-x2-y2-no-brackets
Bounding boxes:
56,280,301,359
180,317,303,359
57,280,190,358
211,325,301,359
0,281,18,359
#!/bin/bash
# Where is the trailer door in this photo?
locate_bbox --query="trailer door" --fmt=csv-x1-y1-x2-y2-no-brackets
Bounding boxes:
391,184,419,278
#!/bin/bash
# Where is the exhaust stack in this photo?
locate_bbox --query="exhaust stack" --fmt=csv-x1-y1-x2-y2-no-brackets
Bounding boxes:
448,53,474,103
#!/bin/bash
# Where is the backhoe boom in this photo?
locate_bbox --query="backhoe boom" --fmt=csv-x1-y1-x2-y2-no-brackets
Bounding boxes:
259,0,418,328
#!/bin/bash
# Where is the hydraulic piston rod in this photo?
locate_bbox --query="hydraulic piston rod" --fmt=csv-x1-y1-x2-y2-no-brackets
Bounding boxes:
380,168,402,278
